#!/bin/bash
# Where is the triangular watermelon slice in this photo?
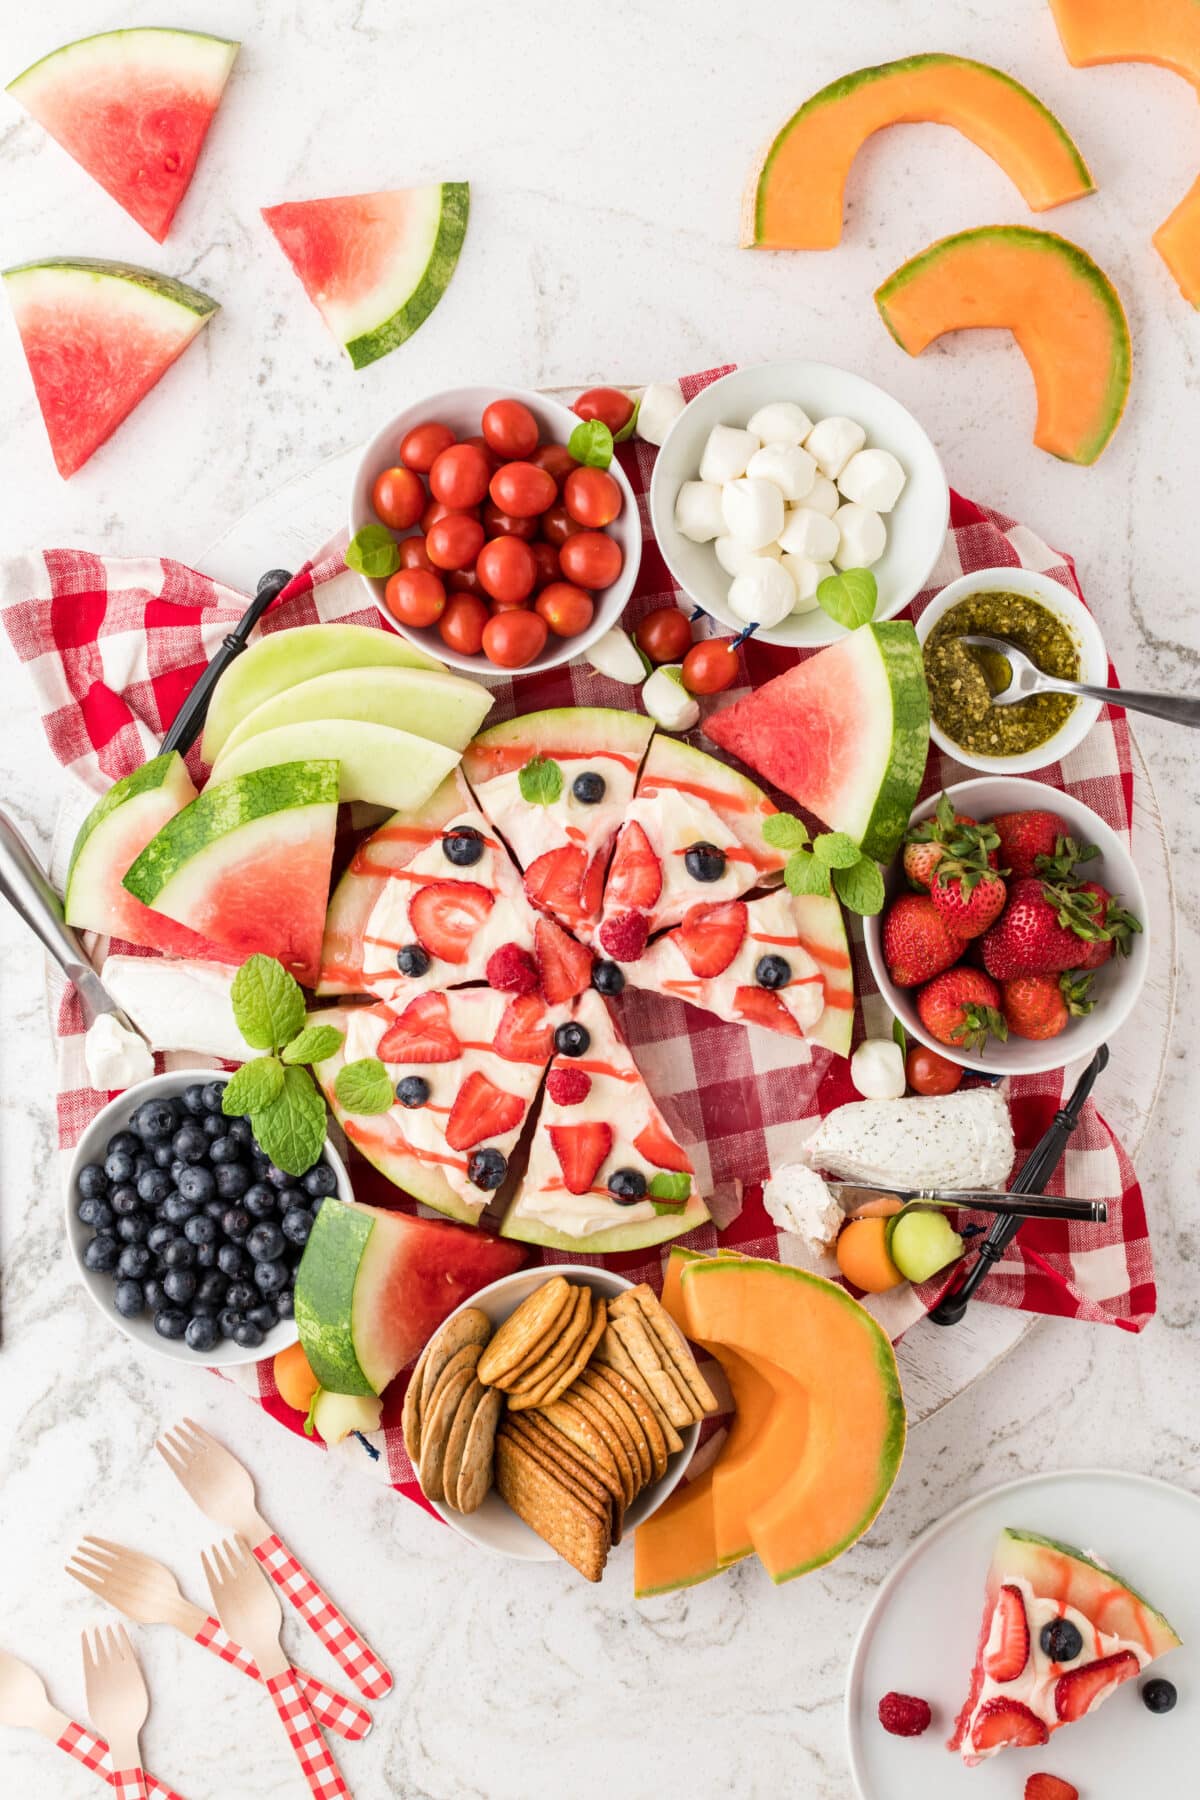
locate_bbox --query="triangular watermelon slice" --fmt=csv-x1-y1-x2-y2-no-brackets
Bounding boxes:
7,28,238,242
261,183,469,369
3,257,218,477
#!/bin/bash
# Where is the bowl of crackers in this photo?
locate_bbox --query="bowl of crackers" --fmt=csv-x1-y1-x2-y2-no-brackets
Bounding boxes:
402,1266,716,1581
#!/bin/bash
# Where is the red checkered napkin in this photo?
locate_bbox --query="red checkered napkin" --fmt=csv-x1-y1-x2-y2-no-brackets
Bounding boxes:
263,1668,350,1800
54,1720,183,1799
252,1534,392,1702
191,1615,372,1740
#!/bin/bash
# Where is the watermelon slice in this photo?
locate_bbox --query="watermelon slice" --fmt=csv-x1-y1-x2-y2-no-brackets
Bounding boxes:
703,623,929,864
295,1193,527,1396
3,257,217,477
791,894,855,1055
261,183,469,369
7,28,238,242
121,761,339,987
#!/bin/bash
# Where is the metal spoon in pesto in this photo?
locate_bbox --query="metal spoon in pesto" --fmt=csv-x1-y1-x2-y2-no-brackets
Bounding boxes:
959,633,1200,729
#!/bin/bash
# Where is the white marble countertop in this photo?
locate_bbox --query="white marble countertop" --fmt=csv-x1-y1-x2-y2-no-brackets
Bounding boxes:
1,3,1197,1795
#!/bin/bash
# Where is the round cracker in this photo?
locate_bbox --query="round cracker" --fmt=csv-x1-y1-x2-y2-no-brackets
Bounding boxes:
418,1308,492,1419
455,1384,505,1514
418,1363,476,1503
515,1294,607,1413
440,1376,486,1512
504,1289,593,1406
477,1276,572,1384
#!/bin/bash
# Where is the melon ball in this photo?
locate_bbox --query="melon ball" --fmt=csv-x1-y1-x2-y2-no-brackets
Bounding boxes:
835,1217,906,1293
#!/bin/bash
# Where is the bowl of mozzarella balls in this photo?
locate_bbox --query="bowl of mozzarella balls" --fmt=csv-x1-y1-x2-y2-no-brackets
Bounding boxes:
648,360,950,648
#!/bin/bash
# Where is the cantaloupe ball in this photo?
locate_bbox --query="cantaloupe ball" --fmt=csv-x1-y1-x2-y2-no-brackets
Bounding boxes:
835,1217,906,1292
274,1340,320,1413
849,1195,904,1221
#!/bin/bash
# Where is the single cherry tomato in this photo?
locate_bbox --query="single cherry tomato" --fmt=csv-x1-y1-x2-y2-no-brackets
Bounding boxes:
399,420,455,472
476,535,537,605
489,461,558,519
421,497,479,534
384,567,446,629
425,512,486,572
536,581,594,638
448,564,483,595
438,594,488,656
482,608,549,669
540,501,585,548
372,465,426,531
398,535,435,573
681,637,739,694
462,432,501,470
573,386,635,435
429,442,492,509
905,1044,964,1096
634,605,693,664
529,442,579,488
563,465,623,529
529,540,561,592
481,399,539,460
559,530,623,591
481,498,538,541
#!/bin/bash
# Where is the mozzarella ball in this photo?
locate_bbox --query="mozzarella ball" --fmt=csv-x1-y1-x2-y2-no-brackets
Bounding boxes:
715,534,780,577
635,380,687,447
721,476,785,549
850,1038,907,1101
781,554,834,613
805,473,840,518
585,626,645,685
833,502,887,570
699,423,759,484
805,415,867,480
837,447,907,513
674,479,726,543
778,506,840,562
728,557,796,629
642,665,700,732
746,442,817,503
746,400,813,446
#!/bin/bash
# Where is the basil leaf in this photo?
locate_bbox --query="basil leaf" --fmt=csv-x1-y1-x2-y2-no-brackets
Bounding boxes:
613,396,640,443
892,1016,908,1056
832,856,886,917
784,849,832,897
230,955,306,1052
251,1065,328,1176
762,812,809,851
567,419,614,469
648,1172,691,1203
518,754,564,806
282,1024,345,1067
816,567,878,631
812,831,861,869
334,1058,394,1115
221,1055,284,1117
345,523,401,580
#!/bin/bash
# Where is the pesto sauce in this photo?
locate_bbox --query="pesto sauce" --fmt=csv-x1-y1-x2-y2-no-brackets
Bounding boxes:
923,592,1080,757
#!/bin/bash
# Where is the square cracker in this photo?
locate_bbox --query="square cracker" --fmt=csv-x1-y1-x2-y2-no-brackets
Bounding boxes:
626,1284,719,1415
561,1384,638,1508
573,1367,653,1488
523,1410,624,1511
609,1312,694,1430
594,1325,681,1446
505,1416,621,1543
498,1423,610,1524
587,1362,668,1482
495,1433,610,1582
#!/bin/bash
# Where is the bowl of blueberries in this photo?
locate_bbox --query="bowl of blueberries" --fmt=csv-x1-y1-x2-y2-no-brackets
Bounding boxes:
66,1070,352,1364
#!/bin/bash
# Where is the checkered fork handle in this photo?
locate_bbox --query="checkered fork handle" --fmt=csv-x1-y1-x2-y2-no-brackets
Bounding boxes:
110,1770,149,1800
264,1668,350,1800
253,1534,392,1702
54,1720,185,1799
192,1615,372,1740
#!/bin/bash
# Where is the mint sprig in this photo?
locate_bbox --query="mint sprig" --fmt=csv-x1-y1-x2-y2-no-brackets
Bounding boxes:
519,754,563,805
224,956,345,1176
335,1058,394,1115
346,524,401,580
816,567,877,631
283,1024,346,1067
567,419,614,468
231,954,307,1052
222,1057,284,1115
766,810,884,916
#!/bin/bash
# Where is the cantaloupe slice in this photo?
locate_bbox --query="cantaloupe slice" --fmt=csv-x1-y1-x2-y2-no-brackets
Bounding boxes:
1154,174,1200,304
875,226,1131,465
745,55,1094,250
1049,0,1200,91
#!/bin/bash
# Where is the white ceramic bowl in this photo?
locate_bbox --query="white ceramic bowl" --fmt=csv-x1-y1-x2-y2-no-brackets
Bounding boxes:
65,1070,353,1366
648,359,949,649
429,1264,700,1562
863,777,1150,1077
916,566,1109,775
349,384,641,676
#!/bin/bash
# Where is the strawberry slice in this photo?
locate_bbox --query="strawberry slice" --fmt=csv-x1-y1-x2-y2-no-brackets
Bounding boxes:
1054,1650,1139,1722
1025,1777,1078,1800
970,1699,1049,1752
580,850,607,919
377,992,461,1063
604,820,662,911
548,1121,614,1194
677,900,747,978
535,915,593,1003
524,845,587,922
445,1070,527,1151
409,881,494,964
983,1584,1030,1683
733,985,803,1037
495,994,556,1064
633,1116,693,1174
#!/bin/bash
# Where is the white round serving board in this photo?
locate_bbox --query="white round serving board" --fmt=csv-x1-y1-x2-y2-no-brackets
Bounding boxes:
196,397,1177,1429
845,1468,1200,1798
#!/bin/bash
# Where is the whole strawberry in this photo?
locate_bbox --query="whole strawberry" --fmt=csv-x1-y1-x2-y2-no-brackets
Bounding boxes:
1002,970,1094,1040
1074,880,1142,967
930,860,1007,939
988,809,1073,879
903,793,999,891
917,968,1007,1051
981,877,1109,980
882,893,965,988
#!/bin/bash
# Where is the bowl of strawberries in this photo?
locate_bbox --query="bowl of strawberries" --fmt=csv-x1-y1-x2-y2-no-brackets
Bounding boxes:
863,777,1150,1076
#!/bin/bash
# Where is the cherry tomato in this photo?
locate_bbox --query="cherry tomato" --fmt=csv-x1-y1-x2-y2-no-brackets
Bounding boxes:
529,442,578,488
482,609,549,669
462,432,501,470
384,567,446,629
634,605,693,664
372,466,426,531
681,637,739,694
429,442,492,509
905,1045,964,1096
421,497,479,534
399,420,455,472
481,399,539,460
540,501,585,548
398,535,435,573
536,581,594,638
489,595,531,612
563,465,623,529
476,536,537,605
438,594,488,657
529,540,561,592
559,530,623,591
481,498,538,541
573,387,635,435
447,564,483,595
425,512,486,572
489,461,558,519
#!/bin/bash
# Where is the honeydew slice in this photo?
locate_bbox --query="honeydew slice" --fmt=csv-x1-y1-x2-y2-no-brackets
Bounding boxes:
217,664,493,759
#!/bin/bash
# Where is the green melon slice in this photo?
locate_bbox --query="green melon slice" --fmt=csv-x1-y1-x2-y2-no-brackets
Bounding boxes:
211,719,460,812
703,622,929,863
122,761,339,987
310,1389,383,1444
295,1198,416,1394
7,28,239,242
3,258,218,478
792,893,855,1055
637,733,787,877
217,665,492,760
261,183,470,369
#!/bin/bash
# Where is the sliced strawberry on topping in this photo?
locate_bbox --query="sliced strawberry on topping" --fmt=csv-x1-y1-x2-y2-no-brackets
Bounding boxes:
1054,1650,1140,1722
409,880,494,965
633,1116,693,1173
377,992,462,1063
580,850,607,920
494,993,556,1064
733,985,803,1037
604,820,662,911
970,1699,1049,1752
548,1121,614,1194
677,899,748,978
445,1070,527,1151
534,915,593,1003
524,845,588,923
1025,1777,1079,1800
546,1066,591,1106
983,1584,1030,1683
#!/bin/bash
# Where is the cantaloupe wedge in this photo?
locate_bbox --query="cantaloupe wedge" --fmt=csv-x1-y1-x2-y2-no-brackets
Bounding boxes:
745,55,1093,250
875,226,1131,464
1154,174,1200,304
1049,0,1200,91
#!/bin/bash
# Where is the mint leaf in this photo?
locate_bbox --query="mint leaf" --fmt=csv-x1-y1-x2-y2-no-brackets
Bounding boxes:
335,1058,394,1115
282,1024,345,1067
648,1172,691,1203
222,1056,284,1116
251,1064,328,1176
346,524,400,580
567,419,613,468
614,396,640,443
231,955,307,1052
812,831,861,870
784,849,832,897
892,1016,908,1056
518,754,563,806
762,813,809,851
816,567,878,631
833,855,886,916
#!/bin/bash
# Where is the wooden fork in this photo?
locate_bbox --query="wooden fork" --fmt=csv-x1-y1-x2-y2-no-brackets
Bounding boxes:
81,1625,149,1800
0,1646,184,1798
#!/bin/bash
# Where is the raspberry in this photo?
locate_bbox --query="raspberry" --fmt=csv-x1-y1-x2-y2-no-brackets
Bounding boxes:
485,943,539,995
877,1692,932,1738
598,910,649,962
546,1067,592,1106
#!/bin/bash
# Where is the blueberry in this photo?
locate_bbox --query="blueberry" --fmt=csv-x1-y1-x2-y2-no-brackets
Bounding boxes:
247,1222,286,1262
163,1267,197,1306
244,1184,276,1220
467,1147,507,1190
116,1243,152,1279
254,1258,289,1295
281,1207,313,1246
84,1235,119,1273
1142,1678,1177,1714
205,1198,230,1221
182,1082,207,1116
77,1194,106,1228
194,1240,218,1270
169,1158,188,1183
185,1314,220,1353
184,1213,217,1247
201,1112,225,1140
78,1163,108,1200
572,770,606,804
136,1167,173,1205
196,1270,228,1307
218,1243,249,1279
222,1207,252,1241
131,1099,177,1142
153,1143,176,1169
226,1117,254,1148
161,1193,197,1226
106,1130,140,1158
591,958,625,996
442,825,485,866
247,1301,278,1333
684,841,726,882
178,1164,216,1203
396,1076,430,1108
144,1278,167,1312
755,954,792,990
218,1308,244,1338
554,1021,590,1058
114,1279,145,1318
302,1162,338,1199
133,1151,154,1175
265,1164,294,1190
201,1080,226,1114
90,1201,116,1234
147,1222,175,1255
607,1167,647,1202
274,1289,295,1320
396,943,430,977
225,1281,257,1310
162,1239,196,1270
233,1319,266,1349
104,1149,136,1185
110,1184,141,1216
172,1123,208,1164
154,1307,188,1341
215,1163,250,1201
1040,1618,1084,1662
116,1214,150,1244
276,1186,306,1214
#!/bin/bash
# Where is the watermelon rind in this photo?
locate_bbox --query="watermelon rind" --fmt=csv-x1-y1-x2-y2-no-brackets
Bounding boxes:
461,706,655,785
296,1198,379,1394
211,719,460,813
217,664,492,760
638,733,786,871
791,892,855,1056
498,1190,711,1256
997,1527,1181,1656
65,751,194,901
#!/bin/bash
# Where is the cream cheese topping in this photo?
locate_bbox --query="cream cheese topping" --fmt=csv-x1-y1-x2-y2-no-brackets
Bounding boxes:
599,791,777,939
467,754,637,877
762,1164,843,1250
802,1087,1014,1190
633,888,825,1030
83,1012,154,1092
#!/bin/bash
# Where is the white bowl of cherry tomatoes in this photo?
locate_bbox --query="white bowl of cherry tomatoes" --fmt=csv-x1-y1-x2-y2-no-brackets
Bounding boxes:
349,385,641,675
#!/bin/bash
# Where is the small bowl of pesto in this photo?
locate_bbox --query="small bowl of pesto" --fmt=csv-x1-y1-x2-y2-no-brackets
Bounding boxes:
916,567,1108,775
